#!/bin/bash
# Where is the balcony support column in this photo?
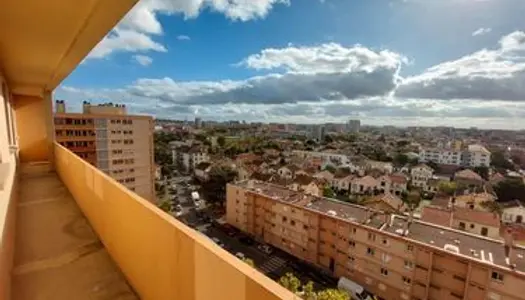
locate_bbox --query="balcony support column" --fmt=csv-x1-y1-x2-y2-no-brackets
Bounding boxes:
12,90,55,165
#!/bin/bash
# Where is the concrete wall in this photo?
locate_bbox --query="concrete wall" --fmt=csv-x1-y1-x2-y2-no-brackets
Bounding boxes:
54,143,297,300
13,94,54,162
0,161,17,300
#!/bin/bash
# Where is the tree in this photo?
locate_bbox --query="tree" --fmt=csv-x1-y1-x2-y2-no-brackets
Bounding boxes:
157,198,172,213
200,166,238,206
494,178,525,202
324,165,336,173
473,166,489,181
438,181,457,196
402,191,421,211
393,153,409,166
302,281,316,300
243,258,255,267
491,150,515,171
323,186,336,198
279,272,301,294
217,136,226,148
480,201,503,217
323,135,333,145
316,289,350,300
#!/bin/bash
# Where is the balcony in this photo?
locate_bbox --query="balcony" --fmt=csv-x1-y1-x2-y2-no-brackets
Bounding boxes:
0,144,298,299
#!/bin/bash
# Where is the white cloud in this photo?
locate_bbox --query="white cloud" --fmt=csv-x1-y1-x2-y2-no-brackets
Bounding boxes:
89,29,167,59
87,0,288,59
396,31,525,101
62,31,525,129
177,35,191,40
239,43,406,74
472,27,492,36
133,55,154,66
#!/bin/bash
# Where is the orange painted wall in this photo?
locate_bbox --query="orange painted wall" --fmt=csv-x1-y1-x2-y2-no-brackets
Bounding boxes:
0,163,17,300
54,143,298,300
13,95,52,162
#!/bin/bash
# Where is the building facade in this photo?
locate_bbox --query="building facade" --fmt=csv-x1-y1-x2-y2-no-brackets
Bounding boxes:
227,181,525,300
54,101,155,202
419,144,491,168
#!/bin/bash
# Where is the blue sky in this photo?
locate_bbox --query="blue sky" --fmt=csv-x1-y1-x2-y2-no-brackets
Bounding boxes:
57,0,525,129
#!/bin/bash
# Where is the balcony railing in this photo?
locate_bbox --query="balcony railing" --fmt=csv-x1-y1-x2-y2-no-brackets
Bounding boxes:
53,142,297,300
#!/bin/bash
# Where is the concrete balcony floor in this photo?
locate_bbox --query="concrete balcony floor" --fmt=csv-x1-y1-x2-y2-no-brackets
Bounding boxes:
12,164,138,300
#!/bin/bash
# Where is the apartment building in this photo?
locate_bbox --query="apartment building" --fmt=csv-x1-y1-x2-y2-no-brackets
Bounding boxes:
54,101,155,201
172,145,210,172
419,144,491,167
227,180,525,300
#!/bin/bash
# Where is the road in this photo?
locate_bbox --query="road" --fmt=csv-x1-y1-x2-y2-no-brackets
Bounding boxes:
163,173,339,292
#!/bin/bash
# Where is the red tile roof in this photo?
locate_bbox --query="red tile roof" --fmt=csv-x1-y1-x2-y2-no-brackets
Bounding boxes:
421,206,452,227
453,207,500,227
455,169,483,181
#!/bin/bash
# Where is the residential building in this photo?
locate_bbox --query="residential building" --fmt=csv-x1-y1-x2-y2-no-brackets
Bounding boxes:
454,169,484,188
419,144,491,167
347,119,361,133
194,161,212,181
410,164,434,188
0,2,293,300
351,175,379,194
362,193,407,213
172,145,210,172
227,181,525,300
292,150,351,165
502,200,525,224
367,160,394,174
54,101,155,201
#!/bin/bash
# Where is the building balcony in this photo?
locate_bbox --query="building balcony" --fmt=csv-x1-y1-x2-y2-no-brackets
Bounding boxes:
0,143,297,300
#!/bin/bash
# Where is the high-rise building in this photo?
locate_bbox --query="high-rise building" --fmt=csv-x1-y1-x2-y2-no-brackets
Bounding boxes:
195,117,202,128
227,180,525,300
54,100,155,201
347,119,361,133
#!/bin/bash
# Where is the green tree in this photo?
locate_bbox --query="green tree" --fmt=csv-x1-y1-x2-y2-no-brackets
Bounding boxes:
324,165,336,173
438,181,457,196
302,281,316,300
402,191,421,210
494,179,525,202
217,136,226,148
316,289,350,300
323,134,333,144
243,258,255,267
200,166,238,206
279,273,302,294
157,198,172,213
426,161,439,171
323,186,336,198
473,166,489,180
491,151,515,171
393,153,409,166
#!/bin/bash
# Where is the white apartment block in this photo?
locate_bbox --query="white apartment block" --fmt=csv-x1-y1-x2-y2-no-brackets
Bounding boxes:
172,146,210,172
292,150,351,165
419,144,491,167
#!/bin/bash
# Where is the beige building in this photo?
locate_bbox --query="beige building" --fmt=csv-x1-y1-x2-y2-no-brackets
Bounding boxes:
227,180,525,300
54,101,155,201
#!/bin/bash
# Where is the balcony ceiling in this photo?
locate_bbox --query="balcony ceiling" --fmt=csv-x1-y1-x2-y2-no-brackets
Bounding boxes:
0,0,137,96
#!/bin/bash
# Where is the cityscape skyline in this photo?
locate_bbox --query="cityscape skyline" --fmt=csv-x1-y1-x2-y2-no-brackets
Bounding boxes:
54,0,525,130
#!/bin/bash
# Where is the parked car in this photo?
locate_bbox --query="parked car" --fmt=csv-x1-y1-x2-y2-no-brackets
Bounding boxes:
258,244,273,255
211,237,225,248
235,252,245,259
239,236,255,246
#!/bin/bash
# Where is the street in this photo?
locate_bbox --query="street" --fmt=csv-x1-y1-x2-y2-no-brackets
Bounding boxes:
160,173,339,292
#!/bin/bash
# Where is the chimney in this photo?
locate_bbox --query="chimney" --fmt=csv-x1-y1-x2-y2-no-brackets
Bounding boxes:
503,227,517,269
55,100,66,113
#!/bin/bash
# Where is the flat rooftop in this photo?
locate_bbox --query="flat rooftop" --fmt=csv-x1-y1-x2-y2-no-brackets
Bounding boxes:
235,180,525,273
385,215,525,272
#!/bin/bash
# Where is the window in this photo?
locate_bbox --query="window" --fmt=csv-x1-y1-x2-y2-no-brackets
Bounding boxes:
351,227,357,234
481,227,488,236
382,238,389,246
406,244,414,252
459,222,466,230
290,220,296,226
402,276,411,285
381,253,391,263
283,216,287,222
470,223,475,229
380,268,388,276
404,260,414,269
348,240,355,247
491,271,504,282
303,225,308,230
368,232,376,241
367,247,375,256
